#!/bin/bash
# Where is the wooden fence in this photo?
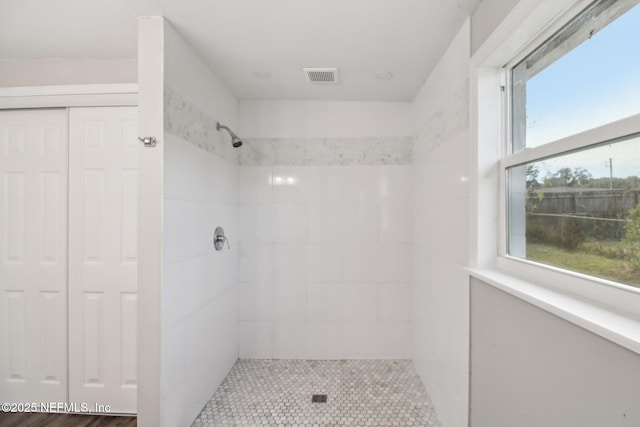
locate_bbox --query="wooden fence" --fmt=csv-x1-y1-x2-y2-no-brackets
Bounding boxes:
526,189,639,241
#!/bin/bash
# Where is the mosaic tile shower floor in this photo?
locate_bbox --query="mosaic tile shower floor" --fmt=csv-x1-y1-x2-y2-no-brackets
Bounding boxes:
192,359,442,427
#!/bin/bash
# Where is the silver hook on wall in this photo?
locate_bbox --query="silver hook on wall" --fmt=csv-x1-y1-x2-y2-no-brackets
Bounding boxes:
138,136,157,147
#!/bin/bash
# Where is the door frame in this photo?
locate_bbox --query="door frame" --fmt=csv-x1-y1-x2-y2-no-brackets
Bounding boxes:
0,84,137,109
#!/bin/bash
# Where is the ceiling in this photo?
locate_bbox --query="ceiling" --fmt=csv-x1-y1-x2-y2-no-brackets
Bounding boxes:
0,0,482,101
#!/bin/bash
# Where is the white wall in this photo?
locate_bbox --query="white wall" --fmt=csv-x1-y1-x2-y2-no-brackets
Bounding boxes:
470,0,520,55
137,16,164,427
237,100,413,360
0,58,137,87
161,21,239,427
470,278,640,427
411,20,471,427
240,100,413,138
467,2,640,427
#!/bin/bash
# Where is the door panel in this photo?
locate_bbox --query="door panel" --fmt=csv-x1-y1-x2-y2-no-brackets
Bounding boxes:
68,107,138,414
0,109,68,402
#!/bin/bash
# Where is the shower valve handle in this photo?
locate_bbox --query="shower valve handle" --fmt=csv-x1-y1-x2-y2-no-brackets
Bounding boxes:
215,235,230,250
214,227,230,251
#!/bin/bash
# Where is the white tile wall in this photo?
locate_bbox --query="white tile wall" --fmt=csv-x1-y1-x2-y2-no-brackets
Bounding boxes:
378,244,413,283
161,21,241,427
239,321,273,359
307,284,342,321
272,166,308,205
342,244,380,283
238,164,412,359
306,244,342,282
274,205,307,242
239,166,272,205
274,281,308,321
238,205,276,243
305,321,343,360
273,244,308,282
162,288,238,427
307,283,378,321
163,135,240,326
307,206,346,242
340,167,382,205
237,282,275,321
239,243,272,283
379,284,412,322
304,167,344,205
342,322,412,359
379,204,413,242
378,166,413,205
162,109,239,427
272,321,308,359
412,21,471,427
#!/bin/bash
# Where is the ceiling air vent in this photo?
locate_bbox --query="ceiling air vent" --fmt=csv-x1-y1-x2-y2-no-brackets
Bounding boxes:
303,68,338,84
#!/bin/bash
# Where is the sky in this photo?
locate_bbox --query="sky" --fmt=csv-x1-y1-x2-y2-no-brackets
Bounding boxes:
522,2,640,180
531,135,639,185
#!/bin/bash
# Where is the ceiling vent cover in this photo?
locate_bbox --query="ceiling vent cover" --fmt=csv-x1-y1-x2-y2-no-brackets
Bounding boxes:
303,68,338,84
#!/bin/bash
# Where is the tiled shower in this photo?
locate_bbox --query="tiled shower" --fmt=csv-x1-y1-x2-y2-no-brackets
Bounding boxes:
157,17,471,427
237,139,413,360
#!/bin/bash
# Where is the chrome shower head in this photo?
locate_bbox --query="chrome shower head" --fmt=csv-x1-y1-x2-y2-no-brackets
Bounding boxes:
216,122,243,148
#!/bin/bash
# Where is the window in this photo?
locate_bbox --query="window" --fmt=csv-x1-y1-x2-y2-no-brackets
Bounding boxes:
504,0,640,288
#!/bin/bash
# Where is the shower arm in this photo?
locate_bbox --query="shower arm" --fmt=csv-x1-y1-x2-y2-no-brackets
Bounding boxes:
216,122,231,133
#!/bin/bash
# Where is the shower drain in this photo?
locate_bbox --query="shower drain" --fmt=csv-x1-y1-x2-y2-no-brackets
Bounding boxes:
311,394,327,403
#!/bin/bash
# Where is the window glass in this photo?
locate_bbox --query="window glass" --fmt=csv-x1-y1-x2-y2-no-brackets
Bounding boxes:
511,1,640,152
507,135,640,287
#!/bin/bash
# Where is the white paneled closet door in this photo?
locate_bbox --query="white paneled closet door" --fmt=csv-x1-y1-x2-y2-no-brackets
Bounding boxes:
68,107,138,414
0,109,69,403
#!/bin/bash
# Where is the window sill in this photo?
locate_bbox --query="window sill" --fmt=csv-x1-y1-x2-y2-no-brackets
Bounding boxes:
468,267,640,355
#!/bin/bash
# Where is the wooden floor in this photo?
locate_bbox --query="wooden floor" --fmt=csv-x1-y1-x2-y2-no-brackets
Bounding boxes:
0,412,136,427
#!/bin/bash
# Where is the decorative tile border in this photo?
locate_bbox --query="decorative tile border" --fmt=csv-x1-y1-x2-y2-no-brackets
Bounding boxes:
239,136,413,166
414,79,469,161
165,84,419,167
164,85,239,163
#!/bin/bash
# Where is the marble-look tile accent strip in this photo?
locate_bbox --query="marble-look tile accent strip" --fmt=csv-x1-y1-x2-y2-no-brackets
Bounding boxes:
192,359,442,427
239,136,413,166
164,85,239,163
414,78,469,161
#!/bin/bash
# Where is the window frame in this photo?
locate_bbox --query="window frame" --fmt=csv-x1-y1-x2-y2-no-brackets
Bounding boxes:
470,0,640,356
490,0,640,309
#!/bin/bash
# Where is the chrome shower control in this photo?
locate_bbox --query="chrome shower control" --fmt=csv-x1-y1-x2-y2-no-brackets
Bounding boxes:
214,227,230,251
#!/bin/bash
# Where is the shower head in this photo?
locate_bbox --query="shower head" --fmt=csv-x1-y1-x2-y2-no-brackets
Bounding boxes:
231,136,243,148
216,122,243,148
